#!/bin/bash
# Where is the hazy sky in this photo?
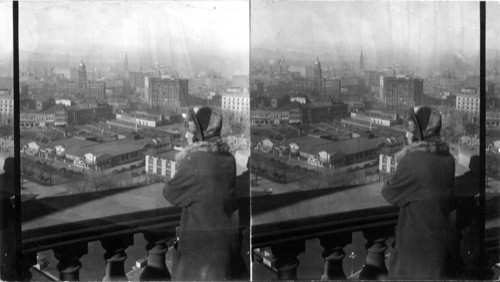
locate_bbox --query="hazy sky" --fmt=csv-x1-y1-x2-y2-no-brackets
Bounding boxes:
19,1,249,75
252,1,480,70
487,2,500,52
2,2,500,75
0,1,13,69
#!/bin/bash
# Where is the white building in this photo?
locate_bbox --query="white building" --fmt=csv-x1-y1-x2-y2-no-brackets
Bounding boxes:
56,99,72,107
221,90,249,122
145,151,178,179
379,154,397,173
456,93,480,114
0,90,13,125
116,113,159,128
290,97,307,104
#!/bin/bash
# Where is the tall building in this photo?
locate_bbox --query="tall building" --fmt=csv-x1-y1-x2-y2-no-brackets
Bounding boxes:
144,76,189,109
301,102,349,123
364,71,381,88
0,90,13,125
129,72,146,89
87,81,106,102
221,88,249,122
69,67,79,81
313,58,323,88
78,60,87,89
380,76,423,107
456,92,479,114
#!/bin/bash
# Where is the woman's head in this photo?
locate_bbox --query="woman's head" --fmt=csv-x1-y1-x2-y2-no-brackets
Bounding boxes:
184,106,223,143
404,106,442,143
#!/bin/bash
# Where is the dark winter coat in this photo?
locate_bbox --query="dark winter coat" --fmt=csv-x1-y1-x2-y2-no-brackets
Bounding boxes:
163,140,240,281
382,139,462,280
0,170,17,280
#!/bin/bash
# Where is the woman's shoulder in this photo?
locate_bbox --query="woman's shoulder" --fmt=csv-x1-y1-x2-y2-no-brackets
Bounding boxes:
176,140,232,163
397,139,451,161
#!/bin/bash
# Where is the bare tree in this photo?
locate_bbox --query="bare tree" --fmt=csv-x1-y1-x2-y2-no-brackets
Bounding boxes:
65,175,90,194
269,157,282,181
277,157,291,184
88,169,117,191
325,168,342,187
35,160,46,183
40,158,57,185
221,110,246,137
21,155,35,187
325,167,356,187
486,153,500,184
250,152,265,185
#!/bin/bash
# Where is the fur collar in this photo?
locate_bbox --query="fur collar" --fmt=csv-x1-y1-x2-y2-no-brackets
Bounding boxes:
176,139,230,162
395,138,450,161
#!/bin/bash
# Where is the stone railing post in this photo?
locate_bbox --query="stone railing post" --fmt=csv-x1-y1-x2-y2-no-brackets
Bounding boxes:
0,164,22,281
21,253,37,282
359,227,393,280
101,234,134,281
53,243,88,281
319,233,351,280
270,241,305,280
140,231,172,281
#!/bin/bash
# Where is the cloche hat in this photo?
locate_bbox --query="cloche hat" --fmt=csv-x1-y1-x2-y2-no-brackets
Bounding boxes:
185,106,223,142
404,106,442,141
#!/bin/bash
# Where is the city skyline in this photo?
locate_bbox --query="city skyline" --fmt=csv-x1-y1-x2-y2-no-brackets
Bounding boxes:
0,2,499,76
252,2,480,73
18,1,249,76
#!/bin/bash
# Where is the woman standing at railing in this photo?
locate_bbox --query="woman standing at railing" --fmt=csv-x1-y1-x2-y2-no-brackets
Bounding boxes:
163,106,244,280
382,106,462,280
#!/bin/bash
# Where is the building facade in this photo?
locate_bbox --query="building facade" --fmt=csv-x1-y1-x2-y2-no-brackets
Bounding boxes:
66,105,114,125
456,93,480,114
379,154,397,173
301,103,349,123
145,77,188,109
145,151,178,179
0,90,13,125
20,110,55,128
250,109,289,125
221,91,250,121
487,111,500,128
380,76,423,107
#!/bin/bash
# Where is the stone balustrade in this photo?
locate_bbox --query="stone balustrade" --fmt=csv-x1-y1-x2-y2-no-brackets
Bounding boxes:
251,180,499,280
1,181,249,281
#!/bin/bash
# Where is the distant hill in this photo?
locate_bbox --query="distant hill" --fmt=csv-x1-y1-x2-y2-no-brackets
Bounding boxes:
19,50,248,78
251,47,479,77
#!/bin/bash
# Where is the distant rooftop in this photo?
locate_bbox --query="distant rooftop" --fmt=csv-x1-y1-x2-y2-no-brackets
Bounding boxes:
279,135,331,152
153,150,178,161
76,138,155,158
280,135,404,156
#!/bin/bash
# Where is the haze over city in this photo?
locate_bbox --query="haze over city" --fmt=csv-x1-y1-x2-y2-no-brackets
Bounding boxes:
18,1,249,77
0,1,500,281
252,1,480,76
0,2,13,76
